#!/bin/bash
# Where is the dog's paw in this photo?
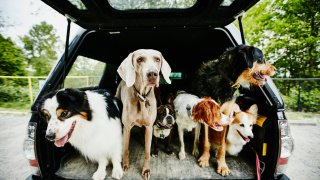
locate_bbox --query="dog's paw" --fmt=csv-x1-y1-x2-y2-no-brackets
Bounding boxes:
142,168,151,180
178,151,186,160
92,170,107,180
112,166,124,180
165,148,173,155
198,155,210,167
122,164,129,173
217,164,230,176
192,148,199,157
151,150,158,157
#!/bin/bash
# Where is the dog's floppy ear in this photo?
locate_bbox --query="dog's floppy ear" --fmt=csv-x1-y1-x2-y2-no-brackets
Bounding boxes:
117,52,135,87
161,55,172,84
252,47,265,64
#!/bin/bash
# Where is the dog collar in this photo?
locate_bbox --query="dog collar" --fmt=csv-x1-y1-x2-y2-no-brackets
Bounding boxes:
133,86,152,106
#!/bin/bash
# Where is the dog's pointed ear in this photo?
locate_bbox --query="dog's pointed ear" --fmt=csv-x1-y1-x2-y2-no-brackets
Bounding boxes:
117,52,135,87
247,104,258,120
161,55,172,84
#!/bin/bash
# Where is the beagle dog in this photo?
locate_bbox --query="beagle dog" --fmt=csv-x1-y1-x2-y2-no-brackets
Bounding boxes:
115,49,172,180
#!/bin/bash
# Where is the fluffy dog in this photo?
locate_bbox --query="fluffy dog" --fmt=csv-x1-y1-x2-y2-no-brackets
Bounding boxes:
152,104,175,157
192,45,276,103
38,88,123,180
115,49,172,179
173,92,229,160
226,103,258,156
192,45,275,176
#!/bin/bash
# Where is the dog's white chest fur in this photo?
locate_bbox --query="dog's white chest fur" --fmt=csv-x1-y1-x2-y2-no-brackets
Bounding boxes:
153,125,171,139
226,131,246,156
174,93,200,131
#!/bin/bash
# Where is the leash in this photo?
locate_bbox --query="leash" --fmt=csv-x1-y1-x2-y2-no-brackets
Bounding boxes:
248,143,264,180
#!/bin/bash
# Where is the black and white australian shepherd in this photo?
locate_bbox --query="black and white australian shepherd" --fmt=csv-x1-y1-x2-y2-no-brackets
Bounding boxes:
38,88,123,180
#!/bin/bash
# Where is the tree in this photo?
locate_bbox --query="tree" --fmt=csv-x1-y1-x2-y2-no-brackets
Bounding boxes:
242,0,320,111
21,21,59,76
243,0,320,78
0,34,26,76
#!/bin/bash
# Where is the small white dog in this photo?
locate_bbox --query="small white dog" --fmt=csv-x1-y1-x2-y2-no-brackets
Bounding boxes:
173,91,229,160
38,88,123,180
226,103,258,156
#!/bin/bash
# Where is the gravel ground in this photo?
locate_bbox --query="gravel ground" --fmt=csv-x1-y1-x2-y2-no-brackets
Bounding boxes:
0,113,319,179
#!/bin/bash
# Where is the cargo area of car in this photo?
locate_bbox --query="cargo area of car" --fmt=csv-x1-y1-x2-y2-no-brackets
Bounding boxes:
54,126,256,179
33,28,283,179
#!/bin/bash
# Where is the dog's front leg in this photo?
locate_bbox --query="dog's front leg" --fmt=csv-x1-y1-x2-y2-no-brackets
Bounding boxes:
92,159,108,180
165,131,173,154
122,125,131,172
192,123,201,157
178,126,186,160
216,128,230,176
198,124,211,167
142,125,152,180
111,154,124,179
151,135,159,157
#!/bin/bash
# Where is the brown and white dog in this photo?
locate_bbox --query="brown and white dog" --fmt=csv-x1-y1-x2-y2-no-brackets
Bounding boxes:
173,92,230,160
115,49,172,179
152,104,175,157
226,102,258,156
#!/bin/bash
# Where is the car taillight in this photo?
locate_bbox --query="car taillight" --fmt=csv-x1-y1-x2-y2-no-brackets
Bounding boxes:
23,122,38,167
277,120,294,174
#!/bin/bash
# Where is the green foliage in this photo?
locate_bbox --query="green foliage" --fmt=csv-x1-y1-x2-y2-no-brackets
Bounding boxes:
243,0,320,112
0,34,26,76
21,21,59,76
243,0,319,78
274,80,320,112
0,78,30,109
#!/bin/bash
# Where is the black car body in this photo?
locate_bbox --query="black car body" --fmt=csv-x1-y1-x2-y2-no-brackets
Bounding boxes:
24,0,293,179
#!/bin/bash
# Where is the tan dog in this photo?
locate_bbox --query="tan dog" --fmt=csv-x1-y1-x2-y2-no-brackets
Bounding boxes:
197,99,238,176
226,103,258,156
115,49,172,179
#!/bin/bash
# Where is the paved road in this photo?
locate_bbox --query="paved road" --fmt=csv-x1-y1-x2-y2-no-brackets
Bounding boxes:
0,113,319,179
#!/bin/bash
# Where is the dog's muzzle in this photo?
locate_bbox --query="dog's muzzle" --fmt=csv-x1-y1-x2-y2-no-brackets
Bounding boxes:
45,131,56,141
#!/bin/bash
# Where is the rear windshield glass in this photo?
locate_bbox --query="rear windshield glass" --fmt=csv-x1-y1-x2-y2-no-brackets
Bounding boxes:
107,0,197,10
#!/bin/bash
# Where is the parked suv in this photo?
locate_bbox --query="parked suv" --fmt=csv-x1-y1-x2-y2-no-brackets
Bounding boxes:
24,0,293,179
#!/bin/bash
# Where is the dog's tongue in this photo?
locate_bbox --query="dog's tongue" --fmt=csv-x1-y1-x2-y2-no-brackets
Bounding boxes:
244,137,250,143
54,134,69,147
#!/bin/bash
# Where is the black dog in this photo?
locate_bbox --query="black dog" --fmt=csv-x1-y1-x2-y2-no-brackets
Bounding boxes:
192,45,276,103
151,104,175,157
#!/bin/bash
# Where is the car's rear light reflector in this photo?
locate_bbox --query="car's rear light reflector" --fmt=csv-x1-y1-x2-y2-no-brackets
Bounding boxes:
23,122,38,167
277,120,294,174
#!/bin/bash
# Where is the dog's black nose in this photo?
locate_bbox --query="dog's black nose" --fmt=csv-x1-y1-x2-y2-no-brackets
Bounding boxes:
45,133,56,141
166,116,174,124
274,67,277,72
147,72,158,78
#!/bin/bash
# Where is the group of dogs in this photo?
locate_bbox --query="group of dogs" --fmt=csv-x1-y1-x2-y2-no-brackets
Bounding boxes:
38,45,276,180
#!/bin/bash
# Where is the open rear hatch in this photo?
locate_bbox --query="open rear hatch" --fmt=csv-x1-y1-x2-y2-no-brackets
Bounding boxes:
41,0,259,30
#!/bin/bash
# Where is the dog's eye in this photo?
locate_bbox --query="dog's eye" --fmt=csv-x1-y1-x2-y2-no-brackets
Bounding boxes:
240,124,245,127
60,110,70,118
154,57,160,62
137,57,144,63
